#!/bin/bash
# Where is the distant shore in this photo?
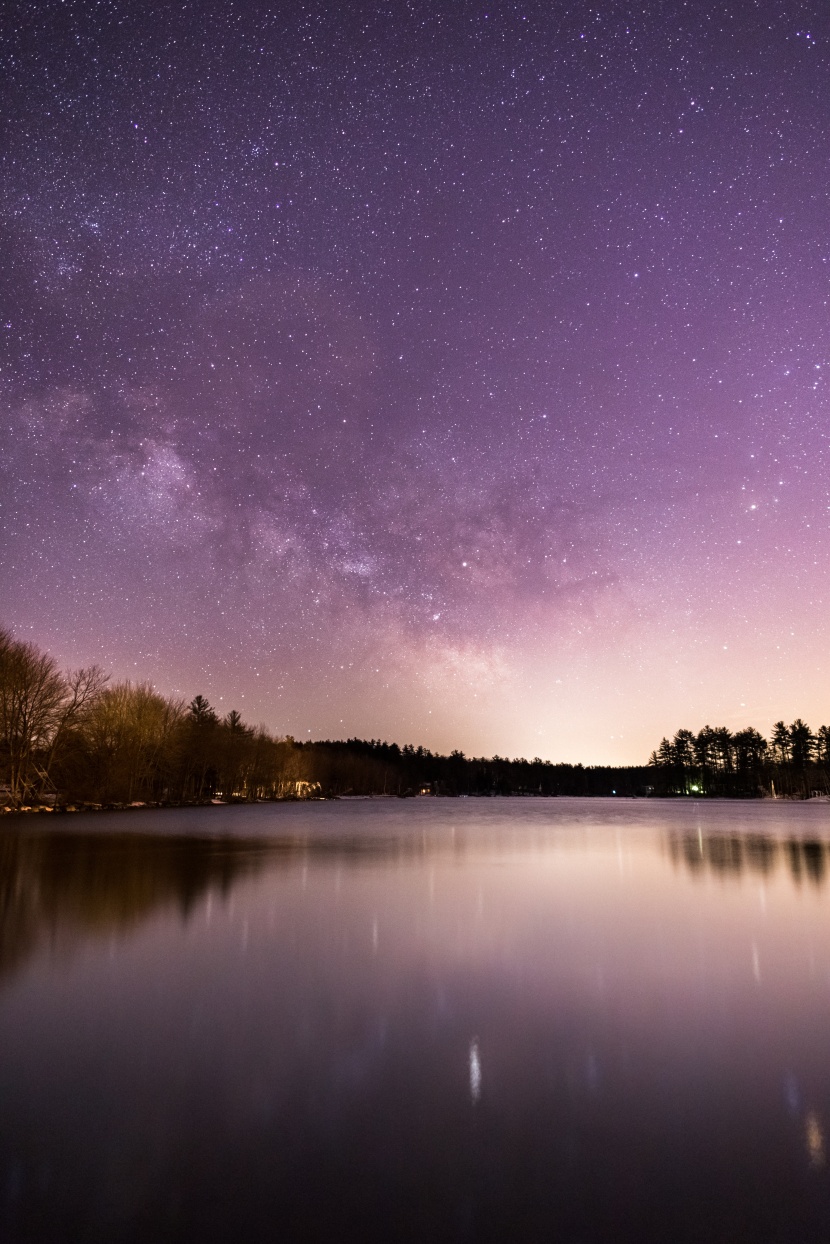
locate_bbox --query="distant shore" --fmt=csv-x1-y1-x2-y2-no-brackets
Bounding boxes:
4,791,830,817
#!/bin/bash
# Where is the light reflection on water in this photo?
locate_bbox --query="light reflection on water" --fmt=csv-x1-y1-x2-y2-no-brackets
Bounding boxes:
2,798,830,1242
469,1039,482,1104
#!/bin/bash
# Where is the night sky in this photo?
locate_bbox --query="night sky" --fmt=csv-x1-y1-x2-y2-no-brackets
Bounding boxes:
2,0,829,763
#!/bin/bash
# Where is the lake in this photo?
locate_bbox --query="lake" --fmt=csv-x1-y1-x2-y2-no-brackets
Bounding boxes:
2,797,830,1242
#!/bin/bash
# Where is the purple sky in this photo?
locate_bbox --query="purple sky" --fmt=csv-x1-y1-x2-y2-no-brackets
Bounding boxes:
2,0,829,763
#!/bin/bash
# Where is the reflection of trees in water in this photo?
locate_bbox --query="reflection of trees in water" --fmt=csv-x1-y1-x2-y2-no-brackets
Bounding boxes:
668,833,829,887
787,839,826,885
0,830,279,986
0,827,441,987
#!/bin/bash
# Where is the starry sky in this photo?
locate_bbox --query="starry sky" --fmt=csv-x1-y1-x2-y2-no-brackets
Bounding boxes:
2,0,829,764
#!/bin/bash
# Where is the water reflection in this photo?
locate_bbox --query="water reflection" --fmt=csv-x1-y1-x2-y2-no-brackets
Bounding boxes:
0,819,497,988
668,831,830,886
469,1039,481,1104
3,802,830,1242
806,1112,826,1168
0,825,431,988
0,829,274,985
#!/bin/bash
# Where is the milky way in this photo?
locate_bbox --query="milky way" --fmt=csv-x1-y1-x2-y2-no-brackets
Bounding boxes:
2,1,829,762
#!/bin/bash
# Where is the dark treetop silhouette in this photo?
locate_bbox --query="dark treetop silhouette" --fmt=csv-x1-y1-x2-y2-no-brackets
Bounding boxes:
1,627,827,807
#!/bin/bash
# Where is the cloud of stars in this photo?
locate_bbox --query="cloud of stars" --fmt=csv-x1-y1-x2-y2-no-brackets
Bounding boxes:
2,0,829,761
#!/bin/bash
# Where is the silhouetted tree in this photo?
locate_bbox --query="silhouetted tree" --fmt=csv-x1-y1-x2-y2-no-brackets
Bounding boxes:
771,721,790,764
694,726,717,770
789,719,815,769
732,727,767,772
817,726,830,767
712,727,733,771
673,729,695,768
0,627,107,804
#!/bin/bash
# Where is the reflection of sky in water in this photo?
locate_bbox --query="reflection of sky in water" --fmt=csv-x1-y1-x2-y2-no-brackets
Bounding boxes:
2,798,830,1240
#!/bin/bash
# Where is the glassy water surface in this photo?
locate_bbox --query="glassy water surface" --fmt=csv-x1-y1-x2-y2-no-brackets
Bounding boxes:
3,798,830,1242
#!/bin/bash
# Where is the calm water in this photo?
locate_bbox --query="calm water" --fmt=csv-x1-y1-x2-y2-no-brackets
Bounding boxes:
3,798,830,1242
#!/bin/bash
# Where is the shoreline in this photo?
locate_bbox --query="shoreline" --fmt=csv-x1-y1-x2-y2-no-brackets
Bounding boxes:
3,792,829,816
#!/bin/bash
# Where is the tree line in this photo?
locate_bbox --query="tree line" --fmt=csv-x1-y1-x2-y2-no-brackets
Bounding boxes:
1,626,827,807
0,626,654,805
649,721,830,798
0,627,307,807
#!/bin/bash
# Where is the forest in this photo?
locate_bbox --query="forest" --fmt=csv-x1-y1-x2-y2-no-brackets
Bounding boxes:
648,722,830,798
0,626,827,808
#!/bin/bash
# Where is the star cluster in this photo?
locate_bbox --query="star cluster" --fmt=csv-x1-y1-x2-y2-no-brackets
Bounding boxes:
2,0,829,761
